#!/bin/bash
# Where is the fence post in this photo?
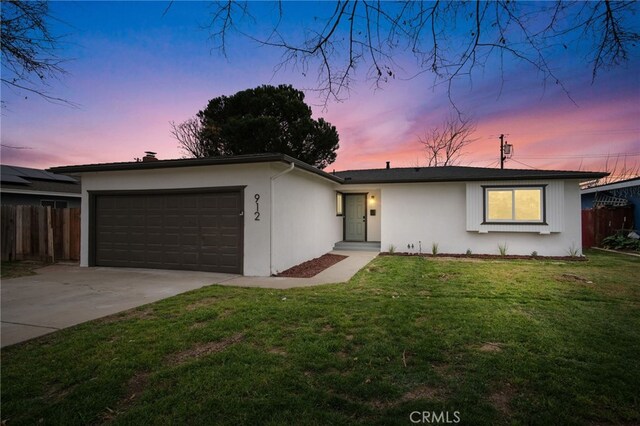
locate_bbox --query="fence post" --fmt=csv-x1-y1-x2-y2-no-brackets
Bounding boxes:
15,206,23,260
47,206,55,263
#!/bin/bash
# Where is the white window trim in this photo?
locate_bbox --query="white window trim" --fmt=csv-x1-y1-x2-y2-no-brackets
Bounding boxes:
483,185,546,224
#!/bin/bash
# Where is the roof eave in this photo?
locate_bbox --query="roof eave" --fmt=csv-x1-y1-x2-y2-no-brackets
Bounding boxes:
48,153,344,184
341,172,609,184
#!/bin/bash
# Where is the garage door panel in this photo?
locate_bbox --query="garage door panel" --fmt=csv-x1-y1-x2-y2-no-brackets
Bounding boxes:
94,190,242,273
180,234,199,245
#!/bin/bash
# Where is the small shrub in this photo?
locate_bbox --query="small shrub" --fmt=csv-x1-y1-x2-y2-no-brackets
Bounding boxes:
498,242,508,256
432,242,439,255
531,251,538,257
466,249,472,256
601,232,640,252
567,243,580,257
388,244,396,254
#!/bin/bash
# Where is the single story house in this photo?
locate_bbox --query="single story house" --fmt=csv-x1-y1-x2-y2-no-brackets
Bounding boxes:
1,164,81,208
50,154,606,276
581,177,639,231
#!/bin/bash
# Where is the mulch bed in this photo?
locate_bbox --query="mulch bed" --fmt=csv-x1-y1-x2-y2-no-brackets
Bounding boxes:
276,253,348,278
380,252,587,261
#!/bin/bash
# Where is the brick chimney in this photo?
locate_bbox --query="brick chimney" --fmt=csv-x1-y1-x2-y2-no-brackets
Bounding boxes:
142,151,158,162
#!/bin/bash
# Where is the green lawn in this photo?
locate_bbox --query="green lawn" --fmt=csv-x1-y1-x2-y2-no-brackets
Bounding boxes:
1,250,639,425
1,260,47,279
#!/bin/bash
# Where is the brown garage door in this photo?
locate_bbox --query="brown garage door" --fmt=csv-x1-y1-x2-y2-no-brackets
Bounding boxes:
92,189,243,273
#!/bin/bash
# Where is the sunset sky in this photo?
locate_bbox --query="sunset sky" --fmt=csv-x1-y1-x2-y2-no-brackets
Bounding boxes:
1,1,639,175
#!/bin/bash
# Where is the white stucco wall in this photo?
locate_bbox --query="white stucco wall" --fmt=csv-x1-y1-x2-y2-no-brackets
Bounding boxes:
381,180,583,256
271,164,342,274
78,163,274,276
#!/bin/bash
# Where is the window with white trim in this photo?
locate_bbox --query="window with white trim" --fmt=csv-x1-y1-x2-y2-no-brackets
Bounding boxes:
484,186,545,223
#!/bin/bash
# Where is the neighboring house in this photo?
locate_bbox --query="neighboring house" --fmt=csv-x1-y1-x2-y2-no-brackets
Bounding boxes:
581,177,640,231
50,154,605,276
1,164,81,208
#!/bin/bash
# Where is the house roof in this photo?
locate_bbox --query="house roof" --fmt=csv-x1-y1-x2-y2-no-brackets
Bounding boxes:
1,164,81,195
581,176,640,194
334,165,608,184
50,153,344,183
48,154,608,185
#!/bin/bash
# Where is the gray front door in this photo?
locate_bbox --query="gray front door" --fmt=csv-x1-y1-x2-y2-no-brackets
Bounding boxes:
345,194,366,241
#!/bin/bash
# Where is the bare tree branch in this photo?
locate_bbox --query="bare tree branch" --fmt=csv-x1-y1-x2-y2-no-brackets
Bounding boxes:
202,1,639,107
170,118,208,158
1,0,75,107
419,115,477,167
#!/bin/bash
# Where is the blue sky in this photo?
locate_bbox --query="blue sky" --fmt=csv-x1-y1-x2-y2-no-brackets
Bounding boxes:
1,1,639,174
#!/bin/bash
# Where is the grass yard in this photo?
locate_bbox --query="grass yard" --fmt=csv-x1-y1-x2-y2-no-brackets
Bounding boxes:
1,250,639,425
1,260,48,279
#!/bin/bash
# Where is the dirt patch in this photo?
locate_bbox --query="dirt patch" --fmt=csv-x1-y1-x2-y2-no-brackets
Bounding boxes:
478,342,504,352
322,324,335,333
369,384,444,410
44,382,77,403
438,273,458,281
276,253,348,278
99,308,155,324
165,333,244,365
101,372,150,423
431,362,452,378
336,350,349,359
489,383,516,416
185,297,219,311
558,273,594,284
403,385,442,401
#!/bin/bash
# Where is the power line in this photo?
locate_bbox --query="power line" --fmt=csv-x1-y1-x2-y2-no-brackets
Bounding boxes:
467,152,640,164
517,152,640,160
509,158,538,169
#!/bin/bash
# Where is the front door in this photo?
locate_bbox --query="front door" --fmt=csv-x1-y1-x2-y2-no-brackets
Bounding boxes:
344,194,366,241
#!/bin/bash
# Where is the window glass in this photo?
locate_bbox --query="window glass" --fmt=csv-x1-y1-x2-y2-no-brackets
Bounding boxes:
487,190,513,220
41,200,55,207
514,189,541,221
485,187,543,222
336,192,344,216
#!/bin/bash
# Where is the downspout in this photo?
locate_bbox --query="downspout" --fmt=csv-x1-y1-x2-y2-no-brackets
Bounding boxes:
270,162,295,275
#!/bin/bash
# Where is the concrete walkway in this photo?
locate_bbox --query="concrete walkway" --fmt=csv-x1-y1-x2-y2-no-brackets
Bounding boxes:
222,250,378,289
1,251,377,347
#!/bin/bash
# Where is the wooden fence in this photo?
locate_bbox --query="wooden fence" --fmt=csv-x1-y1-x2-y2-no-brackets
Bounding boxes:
1,205,81,262
582,206,635,248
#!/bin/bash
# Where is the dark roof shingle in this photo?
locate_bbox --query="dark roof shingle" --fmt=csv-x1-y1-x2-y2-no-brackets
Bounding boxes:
47,154,607,185
334,166,607,183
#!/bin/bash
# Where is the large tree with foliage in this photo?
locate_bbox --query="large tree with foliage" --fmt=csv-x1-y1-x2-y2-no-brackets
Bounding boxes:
171,85,339,169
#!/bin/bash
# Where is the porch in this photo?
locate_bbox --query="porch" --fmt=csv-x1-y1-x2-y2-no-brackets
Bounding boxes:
333,241,381,252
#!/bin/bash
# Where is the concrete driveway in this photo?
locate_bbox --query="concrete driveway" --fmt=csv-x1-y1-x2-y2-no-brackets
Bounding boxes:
1,264,238,348
1,251,377,348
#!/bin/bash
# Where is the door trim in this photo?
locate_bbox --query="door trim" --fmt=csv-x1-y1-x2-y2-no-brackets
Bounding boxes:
343,193,368,242
88,186,245,273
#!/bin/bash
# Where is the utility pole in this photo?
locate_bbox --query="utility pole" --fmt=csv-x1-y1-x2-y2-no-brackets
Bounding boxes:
499,134,513,169
499,134,505,169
